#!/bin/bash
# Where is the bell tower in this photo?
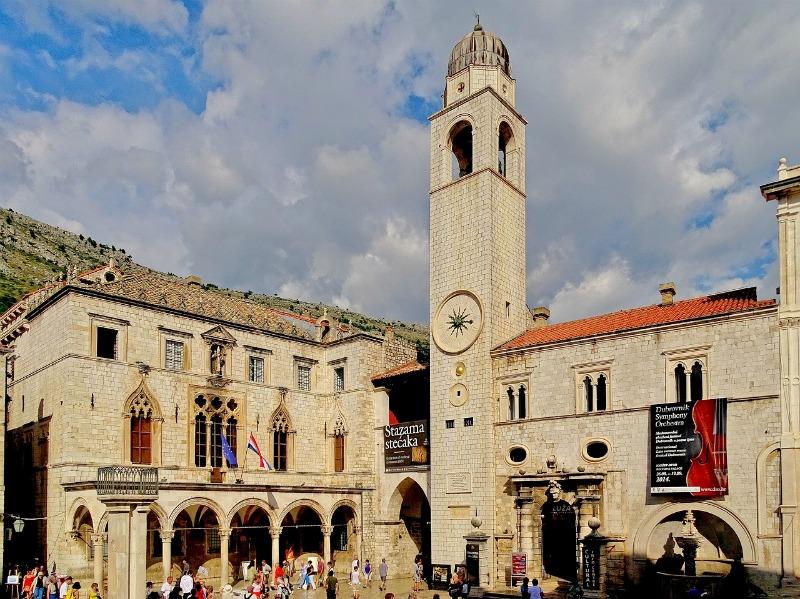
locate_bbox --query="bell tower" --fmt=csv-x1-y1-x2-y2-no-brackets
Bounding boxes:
429,21,527,585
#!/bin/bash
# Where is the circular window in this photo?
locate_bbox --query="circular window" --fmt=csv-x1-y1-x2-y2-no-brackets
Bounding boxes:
507,445,528,465
582,438,610,462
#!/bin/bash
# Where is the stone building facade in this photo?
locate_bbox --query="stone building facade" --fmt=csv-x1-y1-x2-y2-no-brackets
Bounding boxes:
0,266,427,592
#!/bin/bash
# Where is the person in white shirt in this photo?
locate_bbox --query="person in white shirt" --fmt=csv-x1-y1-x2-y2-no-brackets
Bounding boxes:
59,576,73,599
160,576,174,598
349,565,361,599
179,573,194,599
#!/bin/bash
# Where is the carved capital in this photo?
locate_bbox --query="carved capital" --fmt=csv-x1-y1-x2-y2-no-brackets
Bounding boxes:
269,526,283,537
90,533,105,545
321,525,333,536
218,527,231,540
160,529,175,542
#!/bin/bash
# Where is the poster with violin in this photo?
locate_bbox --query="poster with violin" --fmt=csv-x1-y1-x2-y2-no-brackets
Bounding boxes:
650,398,728,496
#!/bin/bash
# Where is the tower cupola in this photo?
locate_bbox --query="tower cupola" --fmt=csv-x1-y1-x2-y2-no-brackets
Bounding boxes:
448,20,511,77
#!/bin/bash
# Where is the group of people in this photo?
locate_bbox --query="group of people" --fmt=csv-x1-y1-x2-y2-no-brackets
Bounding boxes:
16,567,101,599
149,566,218,599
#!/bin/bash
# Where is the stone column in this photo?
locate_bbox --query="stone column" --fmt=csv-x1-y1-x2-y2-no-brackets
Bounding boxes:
322,525,333,566
762,159,800,583
106,503,133,599
160,529,175,580
130,504,150,599
220,528,231,587
516,489,534,578
579,518,608,599
91,533,104,588
270,527,282,569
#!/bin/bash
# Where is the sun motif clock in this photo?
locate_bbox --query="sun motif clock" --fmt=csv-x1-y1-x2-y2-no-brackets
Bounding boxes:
432,290,483,355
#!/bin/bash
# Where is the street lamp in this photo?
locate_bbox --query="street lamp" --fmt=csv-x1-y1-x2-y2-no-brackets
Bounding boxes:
12,519,24,534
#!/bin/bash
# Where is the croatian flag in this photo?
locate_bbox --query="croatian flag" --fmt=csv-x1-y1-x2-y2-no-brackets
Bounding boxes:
220,431,238,468
247,432,272,470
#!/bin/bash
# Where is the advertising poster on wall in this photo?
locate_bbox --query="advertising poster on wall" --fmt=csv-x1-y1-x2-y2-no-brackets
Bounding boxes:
384,419,429,471
650,398,728,496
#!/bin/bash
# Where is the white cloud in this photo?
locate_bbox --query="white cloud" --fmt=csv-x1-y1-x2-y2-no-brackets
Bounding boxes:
2,1,799,324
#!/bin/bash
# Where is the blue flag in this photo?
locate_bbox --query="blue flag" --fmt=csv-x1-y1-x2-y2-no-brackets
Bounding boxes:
221,431,238,468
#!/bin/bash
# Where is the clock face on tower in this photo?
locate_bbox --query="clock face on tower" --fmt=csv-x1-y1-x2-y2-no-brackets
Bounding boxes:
432,290,484,355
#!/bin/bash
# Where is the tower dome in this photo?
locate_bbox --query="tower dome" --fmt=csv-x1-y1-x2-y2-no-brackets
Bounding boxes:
447,20,510,77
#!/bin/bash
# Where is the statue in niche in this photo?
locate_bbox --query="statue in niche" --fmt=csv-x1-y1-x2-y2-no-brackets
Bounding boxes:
654,533,685,574
540,480,577,581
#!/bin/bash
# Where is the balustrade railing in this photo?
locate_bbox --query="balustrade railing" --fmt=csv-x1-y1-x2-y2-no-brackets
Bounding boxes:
96,466,159,496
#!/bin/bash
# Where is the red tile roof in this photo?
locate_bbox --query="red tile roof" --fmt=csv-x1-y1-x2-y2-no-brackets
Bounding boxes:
371,359,428,383
496,287,775,352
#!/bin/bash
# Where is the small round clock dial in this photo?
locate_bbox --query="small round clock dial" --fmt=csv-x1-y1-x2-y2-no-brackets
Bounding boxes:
432,290,483,354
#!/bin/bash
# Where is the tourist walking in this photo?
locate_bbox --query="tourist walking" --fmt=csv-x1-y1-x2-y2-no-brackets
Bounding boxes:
46,575,59,599
88,583,101,599
349,565,361,599
363,560,371,588
378,559,388,591
529,579,543,599
325,570,338,599
179,571,194,599
59,576,73,599
161,577,175,598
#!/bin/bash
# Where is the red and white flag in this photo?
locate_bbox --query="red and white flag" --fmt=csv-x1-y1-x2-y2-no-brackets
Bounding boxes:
247,432,272,470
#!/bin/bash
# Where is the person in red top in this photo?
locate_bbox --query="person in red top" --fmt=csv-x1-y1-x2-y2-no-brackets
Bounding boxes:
273,563,284,589
22,570,35,598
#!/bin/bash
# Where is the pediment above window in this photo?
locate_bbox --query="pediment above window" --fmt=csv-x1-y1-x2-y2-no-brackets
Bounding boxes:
201,325,237,346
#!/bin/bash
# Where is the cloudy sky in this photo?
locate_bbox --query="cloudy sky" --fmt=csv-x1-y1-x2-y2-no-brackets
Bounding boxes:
1,1,798,325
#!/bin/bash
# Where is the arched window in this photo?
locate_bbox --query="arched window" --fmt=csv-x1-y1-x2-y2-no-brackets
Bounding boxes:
675,363,687,403
450,121,473,179
271,406,292,472
518,385,527,419
124,381,162,465
334,435,345,472
596,375,607,411
498,122,514,177
584,376,593,412
507,387,515,420
192,393,240,468
690,361,703,402
130,414,152,464
194,413,207,467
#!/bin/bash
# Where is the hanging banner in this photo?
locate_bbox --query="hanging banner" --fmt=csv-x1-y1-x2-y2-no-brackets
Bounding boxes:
384,419,429,471
650,398,728,496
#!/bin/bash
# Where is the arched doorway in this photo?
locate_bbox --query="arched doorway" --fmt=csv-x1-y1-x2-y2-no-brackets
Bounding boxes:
331,504,358,571
388,478,431,577
280,505,323,568
230,505,273,578
170,504,222,578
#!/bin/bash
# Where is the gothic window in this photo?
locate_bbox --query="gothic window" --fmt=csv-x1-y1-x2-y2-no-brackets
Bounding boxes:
165,339,184,370
507,387,515,420
96,327,118,359
690,361,703,402
517,385,527,419
192,393,240,469
249,356,264,383
334,435,345,472
194,413,207,467
271,406,292,472
124,382,161,465
596,375,607,411
675,363,687,403
334,366,345,392
584,376,593,412
450,120,473,179
130,415,151,464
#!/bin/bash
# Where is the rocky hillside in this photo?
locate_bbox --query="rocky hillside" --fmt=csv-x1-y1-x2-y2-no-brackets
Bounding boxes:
0,207,428,346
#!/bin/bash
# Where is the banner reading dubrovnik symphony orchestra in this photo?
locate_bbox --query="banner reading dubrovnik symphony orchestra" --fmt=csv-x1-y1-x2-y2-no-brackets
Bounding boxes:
384,419,429,471
650,398,728,496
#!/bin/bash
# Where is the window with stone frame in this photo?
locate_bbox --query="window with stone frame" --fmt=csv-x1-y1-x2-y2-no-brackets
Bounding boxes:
96,326,118,359
125,382,161,465
297,363,312,391
130,413,152,464
332,413,347,472
271,405,292,471
573,361,612,413
165,339,185,371
504,383,529,421
207,528,221,554
249,355,265,383
664,347,709,404
192,393,240,468
334,366,345,392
